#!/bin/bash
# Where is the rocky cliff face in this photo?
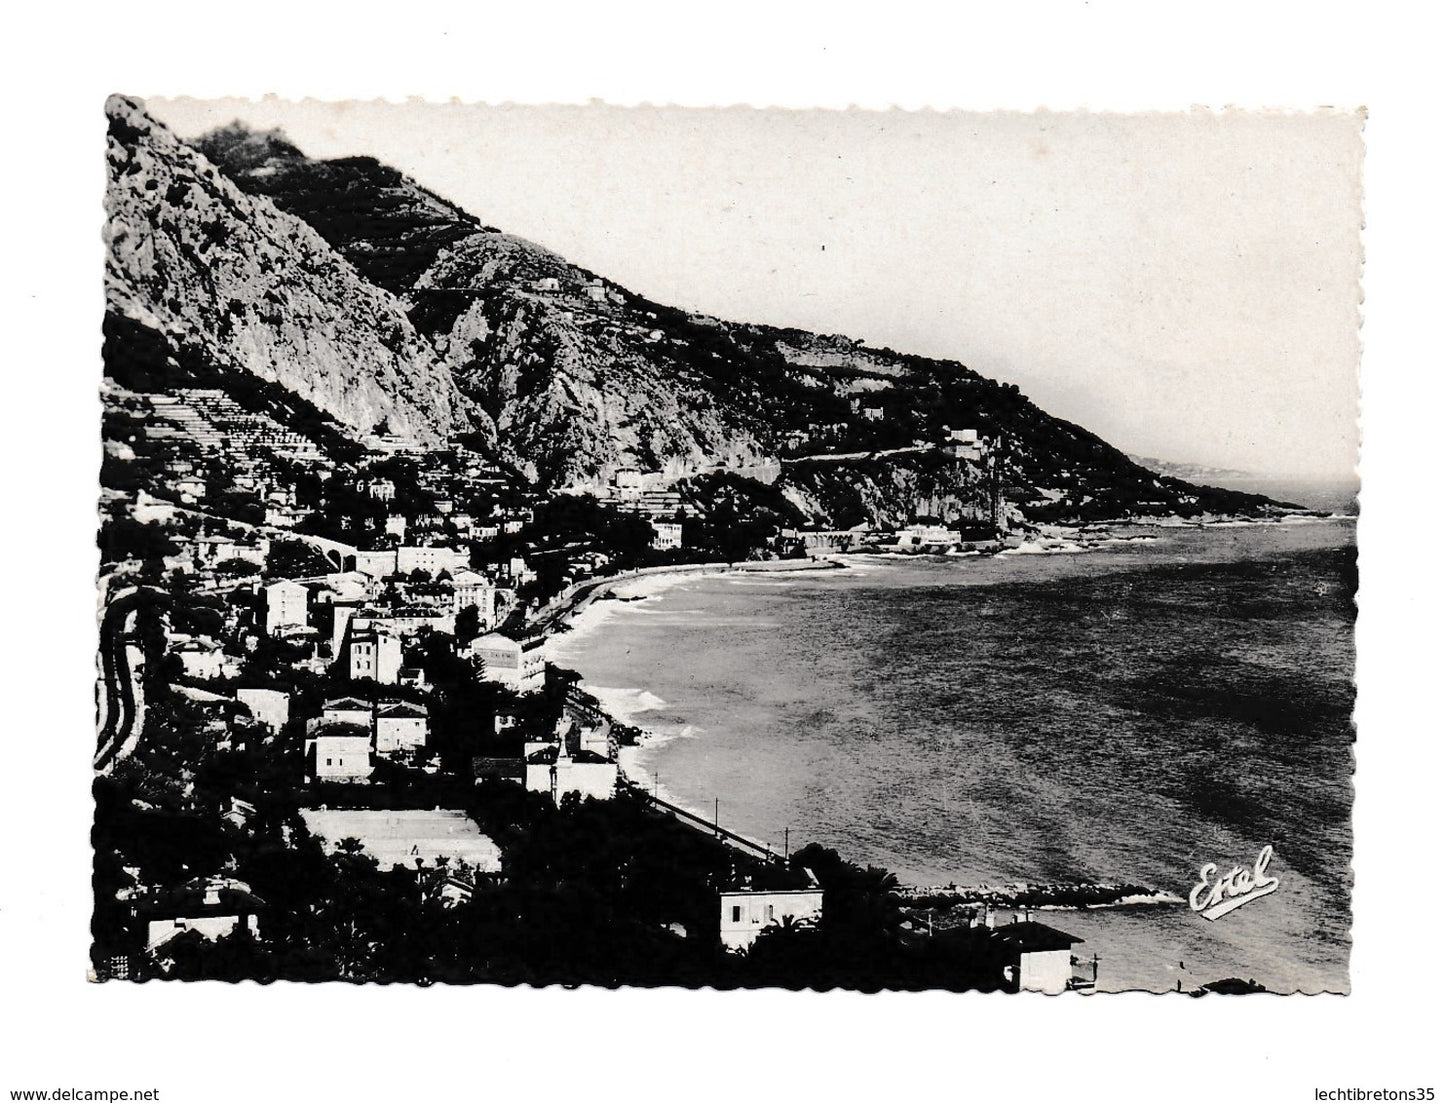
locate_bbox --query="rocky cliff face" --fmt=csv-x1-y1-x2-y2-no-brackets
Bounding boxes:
415,233,781,488
104,96,485,446
151,112,1281,525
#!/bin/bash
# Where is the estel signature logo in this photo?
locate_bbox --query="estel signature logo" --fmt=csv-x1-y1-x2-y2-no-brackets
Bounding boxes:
1189,845,1280,921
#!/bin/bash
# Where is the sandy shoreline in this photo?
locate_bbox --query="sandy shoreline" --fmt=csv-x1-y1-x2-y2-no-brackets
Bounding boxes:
530,509,1354,638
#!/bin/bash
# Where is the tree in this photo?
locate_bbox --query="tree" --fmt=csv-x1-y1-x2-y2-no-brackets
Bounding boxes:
454,604,481,646
264,539,331,579
98,516,179,565
214,558,261,579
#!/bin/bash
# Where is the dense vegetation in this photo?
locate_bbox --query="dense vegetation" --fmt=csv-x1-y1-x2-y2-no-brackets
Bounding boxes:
96,764,1011,990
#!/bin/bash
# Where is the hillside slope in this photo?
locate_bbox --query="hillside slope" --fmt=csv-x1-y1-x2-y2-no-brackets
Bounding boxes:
105,96,486,447
181,117,1280,524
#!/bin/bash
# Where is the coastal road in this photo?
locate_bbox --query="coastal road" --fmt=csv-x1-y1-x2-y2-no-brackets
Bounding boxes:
95,586,169,772
626,782,785,867
782,444,938,464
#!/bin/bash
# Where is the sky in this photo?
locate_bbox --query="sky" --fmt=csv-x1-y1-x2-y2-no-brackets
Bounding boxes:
150,98,1363,480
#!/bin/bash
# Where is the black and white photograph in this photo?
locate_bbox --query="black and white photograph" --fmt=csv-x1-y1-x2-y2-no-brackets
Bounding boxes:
93,95,1359,994
5,4,1441,1100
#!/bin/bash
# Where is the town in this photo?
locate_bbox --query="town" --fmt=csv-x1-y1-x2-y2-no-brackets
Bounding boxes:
94,376,1115,992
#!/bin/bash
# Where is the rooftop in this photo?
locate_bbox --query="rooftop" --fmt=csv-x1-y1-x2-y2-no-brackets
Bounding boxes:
324,697,371,712
138,877,265,918
989,921,1083,954
376,702,428,719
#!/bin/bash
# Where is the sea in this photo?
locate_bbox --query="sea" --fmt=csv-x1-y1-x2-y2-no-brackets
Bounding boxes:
550,503,1357,994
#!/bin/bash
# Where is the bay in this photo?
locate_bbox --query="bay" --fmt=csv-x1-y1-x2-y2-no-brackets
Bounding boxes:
550,520,1356,993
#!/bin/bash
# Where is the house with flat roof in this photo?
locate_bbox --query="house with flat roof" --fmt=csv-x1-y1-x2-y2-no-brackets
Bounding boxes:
396,544,469,577
175,638,227,680
306,725,373,783
470,632,546,692
718,888,825,951
524,746,618,804
264,580,309,636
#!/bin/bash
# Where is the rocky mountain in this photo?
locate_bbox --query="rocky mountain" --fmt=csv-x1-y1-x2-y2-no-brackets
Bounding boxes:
104,96,485,447
106,101,1282,527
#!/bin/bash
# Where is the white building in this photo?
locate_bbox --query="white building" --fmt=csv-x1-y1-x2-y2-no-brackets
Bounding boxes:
329,604,358,657
525,748,618,804
450,568,496,621
354,549,399,579
578,723,612,759
264,580,309,636
892,524,958,551
470,633,546,692
308,727,373,782
349,630,403,685
990,921,1085,995
718,888,825,951
374,701,429,754
193,535,269,570
397,545,469,577
175,639,226,680
554,753,618,801
650,521,683,550
236,687,289,730
142,878,263,951
614,469,646,497
944,426,985,461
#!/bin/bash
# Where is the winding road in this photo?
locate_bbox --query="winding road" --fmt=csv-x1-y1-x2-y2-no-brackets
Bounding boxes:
95,586,169,772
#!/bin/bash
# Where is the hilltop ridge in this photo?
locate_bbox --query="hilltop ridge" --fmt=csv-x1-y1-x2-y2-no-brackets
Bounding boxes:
106,102,1284,529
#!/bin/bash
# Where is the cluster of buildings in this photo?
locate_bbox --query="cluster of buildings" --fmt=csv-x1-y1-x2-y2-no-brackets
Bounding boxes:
100,371,1117,985
594,468,695,524
305,696,432,781
254,562,517,687
530,274,624,307
116,875,266,959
